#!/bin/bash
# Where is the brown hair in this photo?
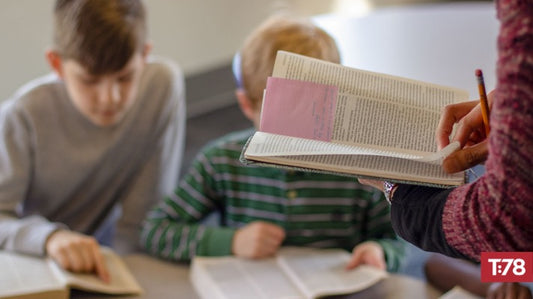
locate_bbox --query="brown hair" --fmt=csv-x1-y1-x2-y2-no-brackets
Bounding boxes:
53,0,147,75
239,15,340,109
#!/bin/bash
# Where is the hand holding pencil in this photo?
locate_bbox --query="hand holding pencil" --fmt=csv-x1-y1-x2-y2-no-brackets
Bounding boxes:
435,70,492,173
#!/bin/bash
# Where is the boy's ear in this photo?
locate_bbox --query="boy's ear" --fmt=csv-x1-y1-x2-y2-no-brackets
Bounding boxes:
235,89,257,122
45,49,64,78
142,42,153,60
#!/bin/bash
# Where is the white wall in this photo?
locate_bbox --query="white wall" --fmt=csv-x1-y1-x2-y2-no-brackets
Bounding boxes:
0,0,339,103
1,0,54,102
0,0,450,103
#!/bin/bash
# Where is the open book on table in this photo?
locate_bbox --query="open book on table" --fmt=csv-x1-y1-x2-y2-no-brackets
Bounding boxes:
439,286,484,299
241,51,470,187
190,246,387,299
0,247,143,299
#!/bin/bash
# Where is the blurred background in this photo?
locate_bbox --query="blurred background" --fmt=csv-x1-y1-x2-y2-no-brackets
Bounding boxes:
0,0,487,114
0,0,491,176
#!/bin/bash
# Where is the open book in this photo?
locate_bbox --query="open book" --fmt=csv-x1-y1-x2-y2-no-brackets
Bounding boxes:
0,247,143,299
241,51,470,187
190,247,387,299
439,286,484,299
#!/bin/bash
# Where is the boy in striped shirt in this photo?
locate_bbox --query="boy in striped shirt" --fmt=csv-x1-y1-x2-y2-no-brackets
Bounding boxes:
141,15,405,272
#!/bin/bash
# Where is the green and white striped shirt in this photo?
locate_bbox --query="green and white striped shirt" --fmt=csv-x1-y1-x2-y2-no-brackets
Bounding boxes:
141,128,405,271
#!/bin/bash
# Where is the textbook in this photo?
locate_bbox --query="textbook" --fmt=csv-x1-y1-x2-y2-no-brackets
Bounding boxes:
241,51,470,187
190,247,388,299
0,247,143,299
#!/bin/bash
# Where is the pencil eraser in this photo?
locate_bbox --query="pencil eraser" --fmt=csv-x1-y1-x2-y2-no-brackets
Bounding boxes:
475,69,482,76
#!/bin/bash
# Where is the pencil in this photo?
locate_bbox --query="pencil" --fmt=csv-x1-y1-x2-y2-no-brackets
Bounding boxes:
475,69,490,136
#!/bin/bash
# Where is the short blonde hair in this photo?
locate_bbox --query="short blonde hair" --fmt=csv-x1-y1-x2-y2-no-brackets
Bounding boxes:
239,15,340,109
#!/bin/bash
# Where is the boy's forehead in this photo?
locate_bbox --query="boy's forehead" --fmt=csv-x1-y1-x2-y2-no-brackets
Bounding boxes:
67,53,142,76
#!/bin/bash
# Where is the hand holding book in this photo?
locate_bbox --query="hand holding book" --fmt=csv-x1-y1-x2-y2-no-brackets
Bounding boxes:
46,229,110,283
435,90,493,174
359,78,493,196
0,247,142,299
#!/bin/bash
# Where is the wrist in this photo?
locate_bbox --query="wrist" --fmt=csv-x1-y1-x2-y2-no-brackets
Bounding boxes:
383,181,398,204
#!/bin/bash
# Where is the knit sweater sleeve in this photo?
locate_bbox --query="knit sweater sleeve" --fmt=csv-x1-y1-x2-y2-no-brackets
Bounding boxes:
0,100,63,256
140,150,236,261
390,185,470,260
441,0,533,260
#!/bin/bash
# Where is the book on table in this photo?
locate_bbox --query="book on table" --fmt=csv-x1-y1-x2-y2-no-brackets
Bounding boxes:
190,246,388,299
0,247,143,299
241,50,470,188
439,286,484,299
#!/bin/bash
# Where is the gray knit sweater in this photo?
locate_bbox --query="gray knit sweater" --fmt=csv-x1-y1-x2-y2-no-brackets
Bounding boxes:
0,57,186,255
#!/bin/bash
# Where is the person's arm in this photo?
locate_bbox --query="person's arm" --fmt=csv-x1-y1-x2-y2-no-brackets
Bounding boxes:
114,60,186,253
0,102,63,256
140,150,236,261
390,184,470,260
440,0,533,258
425,253,489,296
0,90,110,281
367,0,533,261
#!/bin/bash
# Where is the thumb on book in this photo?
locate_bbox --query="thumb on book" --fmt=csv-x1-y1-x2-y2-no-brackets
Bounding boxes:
346,241,386,271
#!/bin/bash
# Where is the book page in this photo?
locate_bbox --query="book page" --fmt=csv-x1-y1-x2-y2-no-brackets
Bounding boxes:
191,256,304,299
246,132,460,165
276,247,387,299
260,77,338,142
246,148,465,186
272,51,469,111
47,247,143,295
333,93,442,153
266,53,469,155
439,286,483,299
0,251,68,299
260,77,443,155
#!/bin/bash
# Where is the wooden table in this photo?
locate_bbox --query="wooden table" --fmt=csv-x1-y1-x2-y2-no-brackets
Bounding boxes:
71,253,440,299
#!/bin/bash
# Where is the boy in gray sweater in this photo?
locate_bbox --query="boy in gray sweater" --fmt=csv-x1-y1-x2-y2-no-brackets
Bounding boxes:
0,0,185,281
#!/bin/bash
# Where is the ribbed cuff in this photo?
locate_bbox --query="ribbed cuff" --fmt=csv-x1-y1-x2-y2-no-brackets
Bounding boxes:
197,227,236,257
20,221,64,256
373,239,405,272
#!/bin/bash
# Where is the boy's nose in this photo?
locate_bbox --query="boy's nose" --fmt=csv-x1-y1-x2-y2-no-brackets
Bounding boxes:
99,83,120,106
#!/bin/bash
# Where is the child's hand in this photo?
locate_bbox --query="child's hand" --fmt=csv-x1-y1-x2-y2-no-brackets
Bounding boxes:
487,282,532,299
232,221,285,259
45,230,110,283
345,241,386,271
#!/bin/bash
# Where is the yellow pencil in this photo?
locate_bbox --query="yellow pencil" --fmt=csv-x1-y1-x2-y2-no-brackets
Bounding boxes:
475,69,490,136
